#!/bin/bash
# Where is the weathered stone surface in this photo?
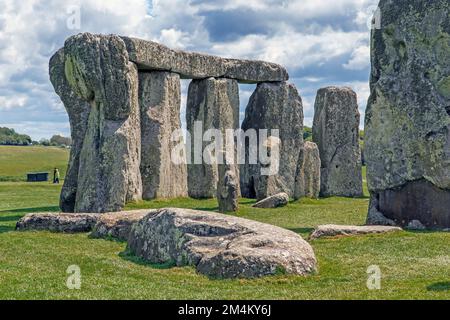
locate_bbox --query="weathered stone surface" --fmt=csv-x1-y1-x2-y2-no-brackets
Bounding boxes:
16,213,98,233
313,86,363,197
309,224,402,240
375,179,450,229
366,196,397,226
406,220,426,231
294,141,321,199
241,82,304,200
49,49,90,213
217,162,239,213
253,193,289,209
64,33,142,212
186,78,240,198
365,0,450,229
127,208,317,278
90,210,156,241
139,71,188,199
121,36,289,84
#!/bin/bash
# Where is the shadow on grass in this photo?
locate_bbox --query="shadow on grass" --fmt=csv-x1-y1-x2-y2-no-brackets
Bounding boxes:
0,206,59,215
427,282,450,292
192,206,218,212
119,250,177,270
0,214,24,222
288,227,315,235
0,225,15,234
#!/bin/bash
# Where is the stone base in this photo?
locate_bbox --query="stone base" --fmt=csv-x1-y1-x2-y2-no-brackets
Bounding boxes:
374,179,450,229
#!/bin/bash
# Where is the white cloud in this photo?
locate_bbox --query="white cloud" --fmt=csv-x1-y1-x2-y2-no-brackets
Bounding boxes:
0,0,375,139
0,96,28,110
210,27,368,69
343,45,370,70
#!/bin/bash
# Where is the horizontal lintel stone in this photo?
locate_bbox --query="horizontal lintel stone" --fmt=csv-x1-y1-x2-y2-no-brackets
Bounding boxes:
121,36,289,84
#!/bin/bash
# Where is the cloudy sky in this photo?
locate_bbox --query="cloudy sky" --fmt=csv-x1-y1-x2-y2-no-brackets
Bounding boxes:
0,0,379,140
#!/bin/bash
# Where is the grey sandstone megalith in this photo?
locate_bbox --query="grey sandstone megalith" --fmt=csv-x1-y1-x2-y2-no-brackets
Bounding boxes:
294,141,321,199
186,77,240,199
64,33,142,213
49,49,90,212
127,208,317,278
139,71,188,199
365,0,450,229
313,86,363,197
241,82,304,200
252,192,289,209
217,162,239,212
120,37,289,84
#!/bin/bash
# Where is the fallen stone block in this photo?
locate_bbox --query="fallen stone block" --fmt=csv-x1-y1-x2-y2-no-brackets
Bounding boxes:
127,208,317,278
252,193,289,209
16,213,98,233
90,210,157,241
309,224,403,240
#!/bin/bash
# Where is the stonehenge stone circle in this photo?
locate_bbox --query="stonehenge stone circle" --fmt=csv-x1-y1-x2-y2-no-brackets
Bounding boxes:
294,141,321,199
365,0,450,229
241,82,304,200
50,32,306,212
186,77,240,199
313,86,363,197
139,71,188,199
49,49,90,213
127,208,317,278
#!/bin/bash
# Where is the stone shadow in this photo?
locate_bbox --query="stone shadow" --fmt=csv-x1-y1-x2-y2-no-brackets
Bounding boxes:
427,282,450,292
118,250,177,270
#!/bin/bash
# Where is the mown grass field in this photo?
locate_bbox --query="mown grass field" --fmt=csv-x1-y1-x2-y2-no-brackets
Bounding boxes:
0,146,69,181
0,147,449,299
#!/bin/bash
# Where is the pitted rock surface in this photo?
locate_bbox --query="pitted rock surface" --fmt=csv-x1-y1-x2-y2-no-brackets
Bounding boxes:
365,0,450,228
127,208,317,278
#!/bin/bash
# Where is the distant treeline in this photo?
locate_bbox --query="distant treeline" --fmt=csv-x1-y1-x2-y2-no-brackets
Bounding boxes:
0,127,71,147
0,127,32,146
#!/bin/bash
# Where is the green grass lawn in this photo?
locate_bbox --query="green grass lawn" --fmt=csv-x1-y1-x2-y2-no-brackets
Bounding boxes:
0,146,69,181
0,148,449,299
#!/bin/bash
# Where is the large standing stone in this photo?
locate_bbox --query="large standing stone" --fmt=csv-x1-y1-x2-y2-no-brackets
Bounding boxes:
241,82,304,200
121,37,289,84
127,208,317,278
294,141,321,199
365,0,450,229
186,78,240,198
49,49,90,212
64,33,142,213
217,162,239,213
313,86,363,197
139,71,188,199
